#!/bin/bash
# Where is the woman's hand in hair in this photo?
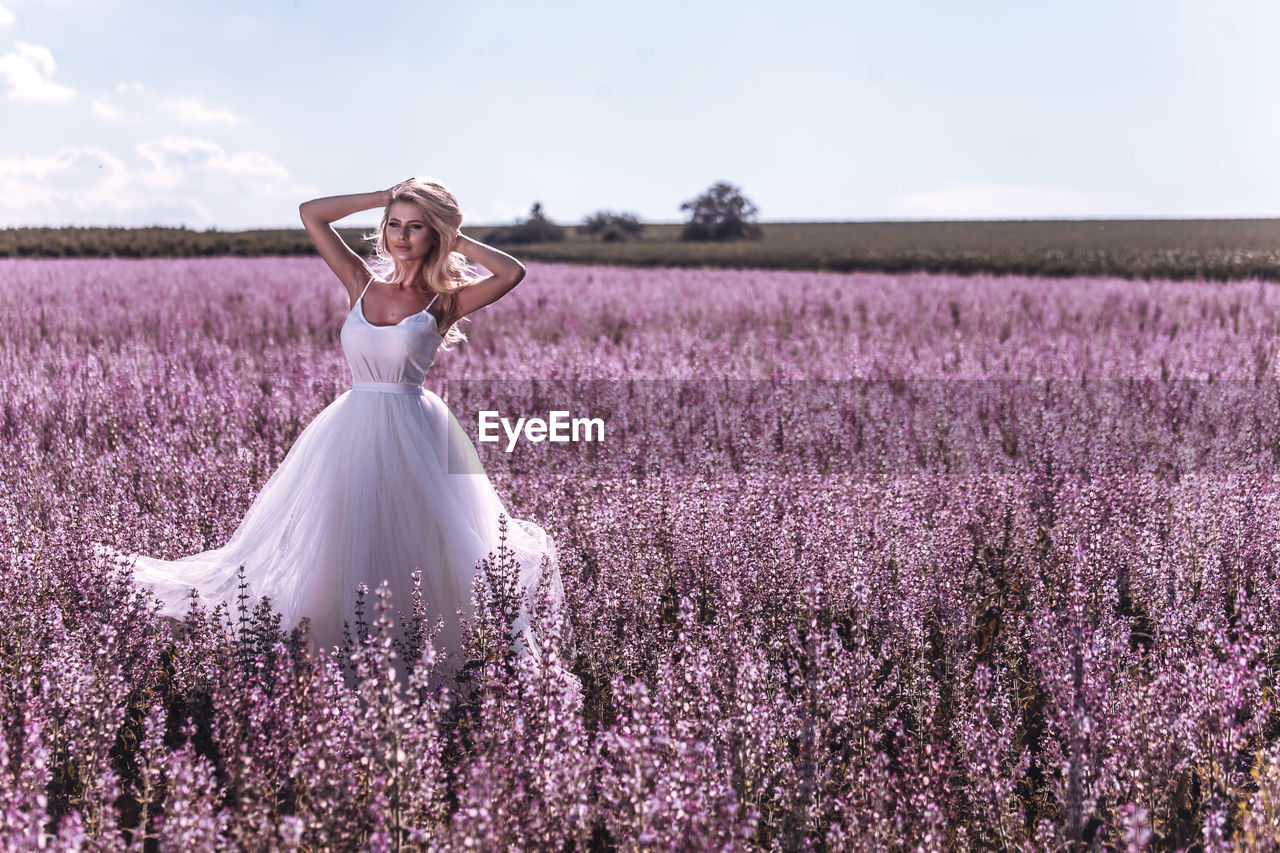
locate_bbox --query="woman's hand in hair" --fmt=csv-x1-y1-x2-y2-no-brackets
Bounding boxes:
386,177,416,198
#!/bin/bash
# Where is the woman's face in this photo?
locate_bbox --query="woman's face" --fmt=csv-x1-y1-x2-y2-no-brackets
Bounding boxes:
385,200,437,262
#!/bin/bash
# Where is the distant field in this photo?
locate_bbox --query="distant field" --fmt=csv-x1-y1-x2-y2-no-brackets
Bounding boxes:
3,219,1280,281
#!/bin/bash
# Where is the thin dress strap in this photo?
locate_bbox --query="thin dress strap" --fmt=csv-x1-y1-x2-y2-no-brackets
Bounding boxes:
425,292,439,310
358,277,374,301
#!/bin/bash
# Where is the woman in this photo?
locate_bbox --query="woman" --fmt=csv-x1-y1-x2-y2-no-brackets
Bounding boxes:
101,178,564,686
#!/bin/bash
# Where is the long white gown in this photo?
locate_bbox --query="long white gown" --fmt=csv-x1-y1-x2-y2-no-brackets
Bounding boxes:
97,276,563,681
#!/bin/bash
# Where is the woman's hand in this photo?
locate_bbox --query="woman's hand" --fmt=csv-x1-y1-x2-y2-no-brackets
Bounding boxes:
385,177,416,205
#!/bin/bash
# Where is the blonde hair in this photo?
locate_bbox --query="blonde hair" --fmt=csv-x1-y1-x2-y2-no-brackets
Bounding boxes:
363,177,480,349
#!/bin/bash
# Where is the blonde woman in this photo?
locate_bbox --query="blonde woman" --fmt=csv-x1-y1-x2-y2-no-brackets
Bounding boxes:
111,178,566,687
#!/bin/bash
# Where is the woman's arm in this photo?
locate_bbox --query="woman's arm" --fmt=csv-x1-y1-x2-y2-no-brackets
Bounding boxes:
449,232,527,322
299,189,391,296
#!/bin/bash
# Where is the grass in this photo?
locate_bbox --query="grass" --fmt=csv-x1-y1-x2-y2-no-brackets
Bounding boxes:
3,219,1280,281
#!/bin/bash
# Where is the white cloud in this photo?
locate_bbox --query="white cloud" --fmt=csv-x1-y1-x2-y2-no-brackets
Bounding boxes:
0,43,75,103
91,98,120,118
85,84,136,119
161,96,244,126
89,83,152,120
92,84,245,127
135,136,288,188
0,3,15,27
0,139,311,227
892,182,1125,219
0,148,125,182
0,148,130,215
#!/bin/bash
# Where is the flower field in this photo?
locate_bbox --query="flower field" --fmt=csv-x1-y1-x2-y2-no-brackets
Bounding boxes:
4,257,1280,849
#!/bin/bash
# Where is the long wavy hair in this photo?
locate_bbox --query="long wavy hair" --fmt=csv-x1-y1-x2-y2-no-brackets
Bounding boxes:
363,177,480,349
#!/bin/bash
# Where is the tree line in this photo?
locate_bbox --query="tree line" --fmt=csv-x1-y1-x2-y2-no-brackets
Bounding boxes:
476,181,760,245
0,182,761,258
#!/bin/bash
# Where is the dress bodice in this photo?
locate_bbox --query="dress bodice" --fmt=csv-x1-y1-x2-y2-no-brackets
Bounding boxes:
340,282,444,388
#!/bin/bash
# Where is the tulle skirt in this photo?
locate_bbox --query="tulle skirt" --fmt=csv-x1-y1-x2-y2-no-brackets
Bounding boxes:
96,385,562,682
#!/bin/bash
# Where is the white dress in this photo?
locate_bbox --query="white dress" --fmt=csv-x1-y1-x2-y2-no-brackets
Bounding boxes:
97,276,563,679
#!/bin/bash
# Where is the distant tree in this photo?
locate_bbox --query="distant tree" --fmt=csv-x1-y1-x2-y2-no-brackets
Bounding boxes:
487,201,565,244
679,182,762,241
580,210,645,243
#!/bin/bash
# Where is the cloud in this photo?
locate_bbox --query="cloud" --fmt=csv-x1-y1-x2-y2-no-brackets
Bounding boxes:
0,148,127,183
160,96,244,126
92,84,244,127
0,138,312,227
0,43,75,103
892,182,1123,219
0,148,131,215
89,82,149,120
0,3,15,27
90,98,120,118
135,136,288,188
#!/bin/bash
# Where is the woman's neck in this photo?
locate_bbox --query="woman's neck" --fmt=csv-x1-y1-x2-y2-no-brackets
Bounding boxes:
395,258,427,290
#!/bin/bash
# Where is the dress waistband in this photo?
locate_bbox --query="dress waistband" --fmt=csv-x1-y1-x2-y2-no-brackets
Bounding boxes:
351,381,424,395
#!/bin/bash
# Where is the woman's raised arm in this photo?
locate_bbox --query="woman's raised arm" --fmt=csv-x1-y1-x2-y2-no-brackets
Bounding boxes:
299,189,391,297
450,233,528,323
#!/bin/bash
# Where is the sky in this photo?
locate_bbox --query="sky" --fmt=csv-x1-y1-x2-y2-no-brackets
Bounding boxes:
1,0,1279,229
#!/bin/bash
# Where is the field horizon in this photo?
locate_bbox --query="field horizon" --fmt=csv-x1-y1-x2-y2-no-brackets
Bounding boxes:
4,218,1280,281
